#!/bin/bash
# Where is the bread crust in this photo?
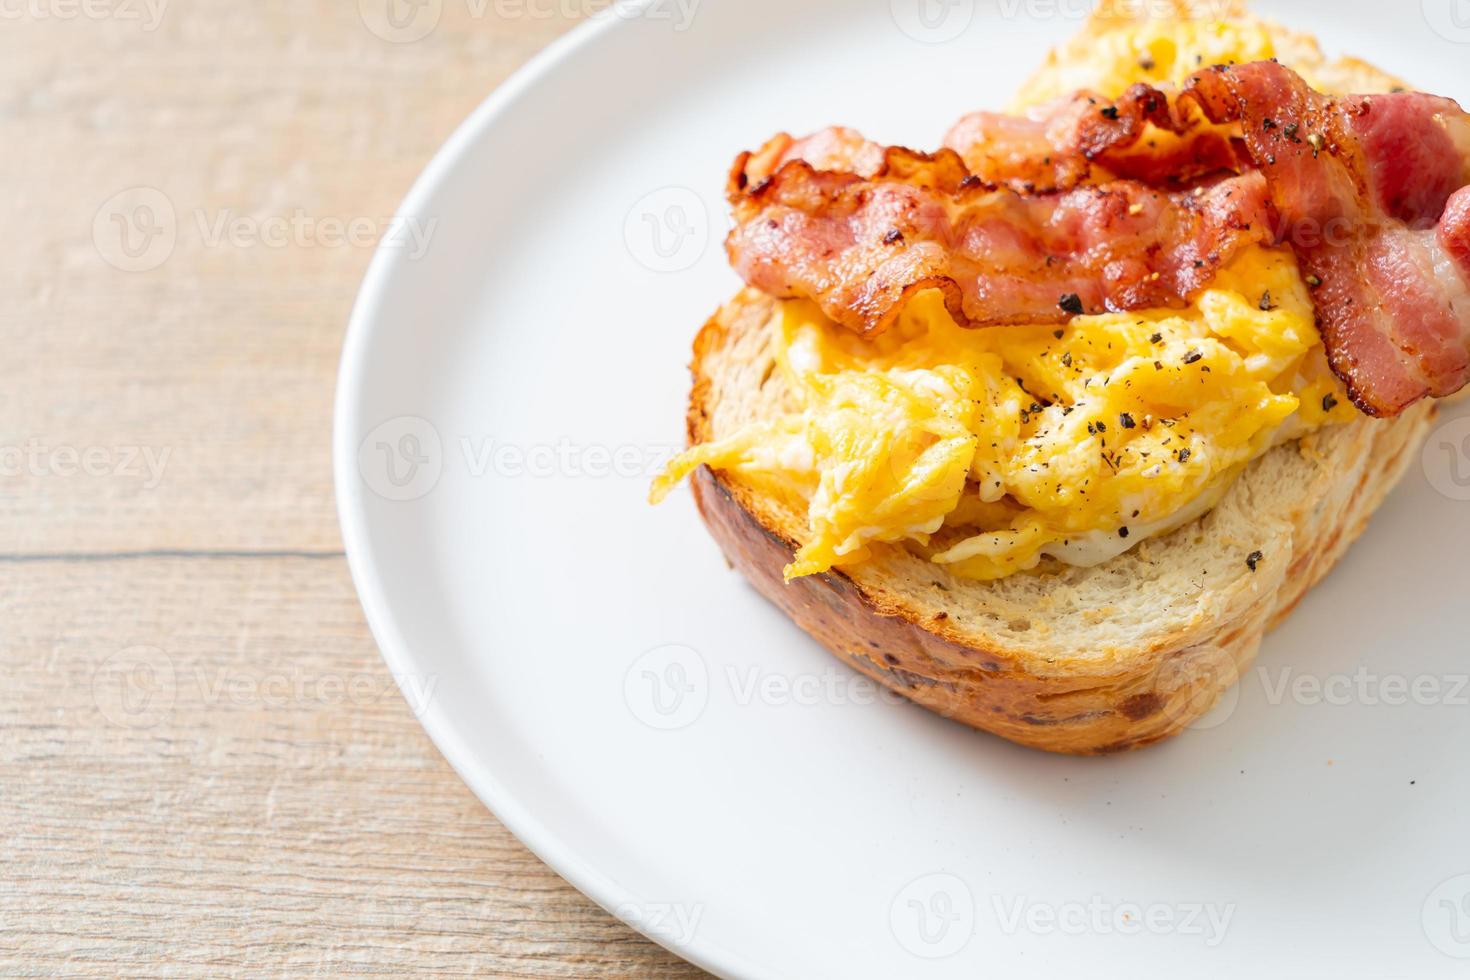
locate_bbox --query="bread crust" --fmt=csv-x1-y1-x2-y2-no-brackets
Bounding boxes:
686,290,1436,754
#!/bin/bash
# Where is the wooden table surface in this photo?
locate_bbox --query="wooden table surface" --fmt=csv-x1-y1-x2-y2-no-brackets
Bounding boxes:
0,3,708,975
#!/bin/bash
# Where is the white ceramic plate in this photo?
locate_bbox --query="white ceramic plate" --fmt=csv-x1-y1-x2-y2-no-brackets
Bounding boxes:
334,2,1470,975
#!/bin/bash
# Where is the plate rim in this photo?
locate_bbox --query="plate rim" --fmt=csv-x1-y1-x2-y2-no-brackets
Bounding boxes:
330,8,764,978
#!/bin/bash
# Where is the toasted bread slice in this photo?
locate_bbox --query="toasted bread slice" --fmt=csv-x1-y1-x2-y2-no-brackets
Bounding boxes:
687,289,1435,754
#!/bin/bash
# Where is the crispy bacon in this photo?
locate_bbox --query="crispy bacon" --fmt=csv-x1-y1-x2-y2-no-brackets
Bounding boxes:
943,84,1244,193
726,61,1470,415
738,85,1243,197
1181,62,1470,415
727,146,1272,336
739,128,888,184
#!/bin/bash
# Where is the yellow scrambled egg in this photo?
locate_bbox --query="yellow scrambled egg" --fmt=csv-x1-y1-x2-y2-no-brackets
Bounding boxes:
1015,3,1287,108
651,12,1359,582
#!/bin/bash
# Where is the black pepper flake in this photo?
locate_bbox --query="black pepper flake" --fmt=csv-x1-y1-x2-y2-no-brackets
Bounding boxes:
1263,118,1277,130
1246,550,1263,572
1095,421,1107,432
1138,54,1155,71
1119,412,1136,429
1150,332,1163,344
1100,106,1120,120
1053,329,1064,339
1177,448,1192,463
882,228,904,245
1322,393,1339,413
1058,293,1085,316
1284,123,1301,143
1259,290,1275,311
1183,349,1203,365
1061,351,1073,367
1118,526,1130,539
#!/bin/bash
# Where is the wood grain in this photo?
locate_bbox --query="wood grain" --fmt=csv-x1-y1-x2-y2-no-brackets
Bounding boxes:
0,3,709,976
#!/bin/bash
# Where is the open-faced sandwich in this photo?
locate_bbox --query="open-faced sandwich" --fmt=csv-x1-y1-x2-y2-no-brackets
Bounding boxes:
651,0,1470,754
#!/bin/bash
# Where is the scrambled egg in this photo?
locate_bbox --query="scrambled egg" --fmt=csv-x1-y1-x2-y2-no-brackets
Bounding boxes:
651,11,1359,583
653,249,1355,580
1014,0,1349,108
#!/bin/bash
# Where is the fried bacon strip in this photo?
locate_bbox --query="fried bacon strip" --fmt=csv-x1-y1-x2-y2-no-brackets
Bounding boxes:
1182,62,1470,415
943,84,1243,192
727,144,1272,337
727,62,1470,415
740,84,1243,196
